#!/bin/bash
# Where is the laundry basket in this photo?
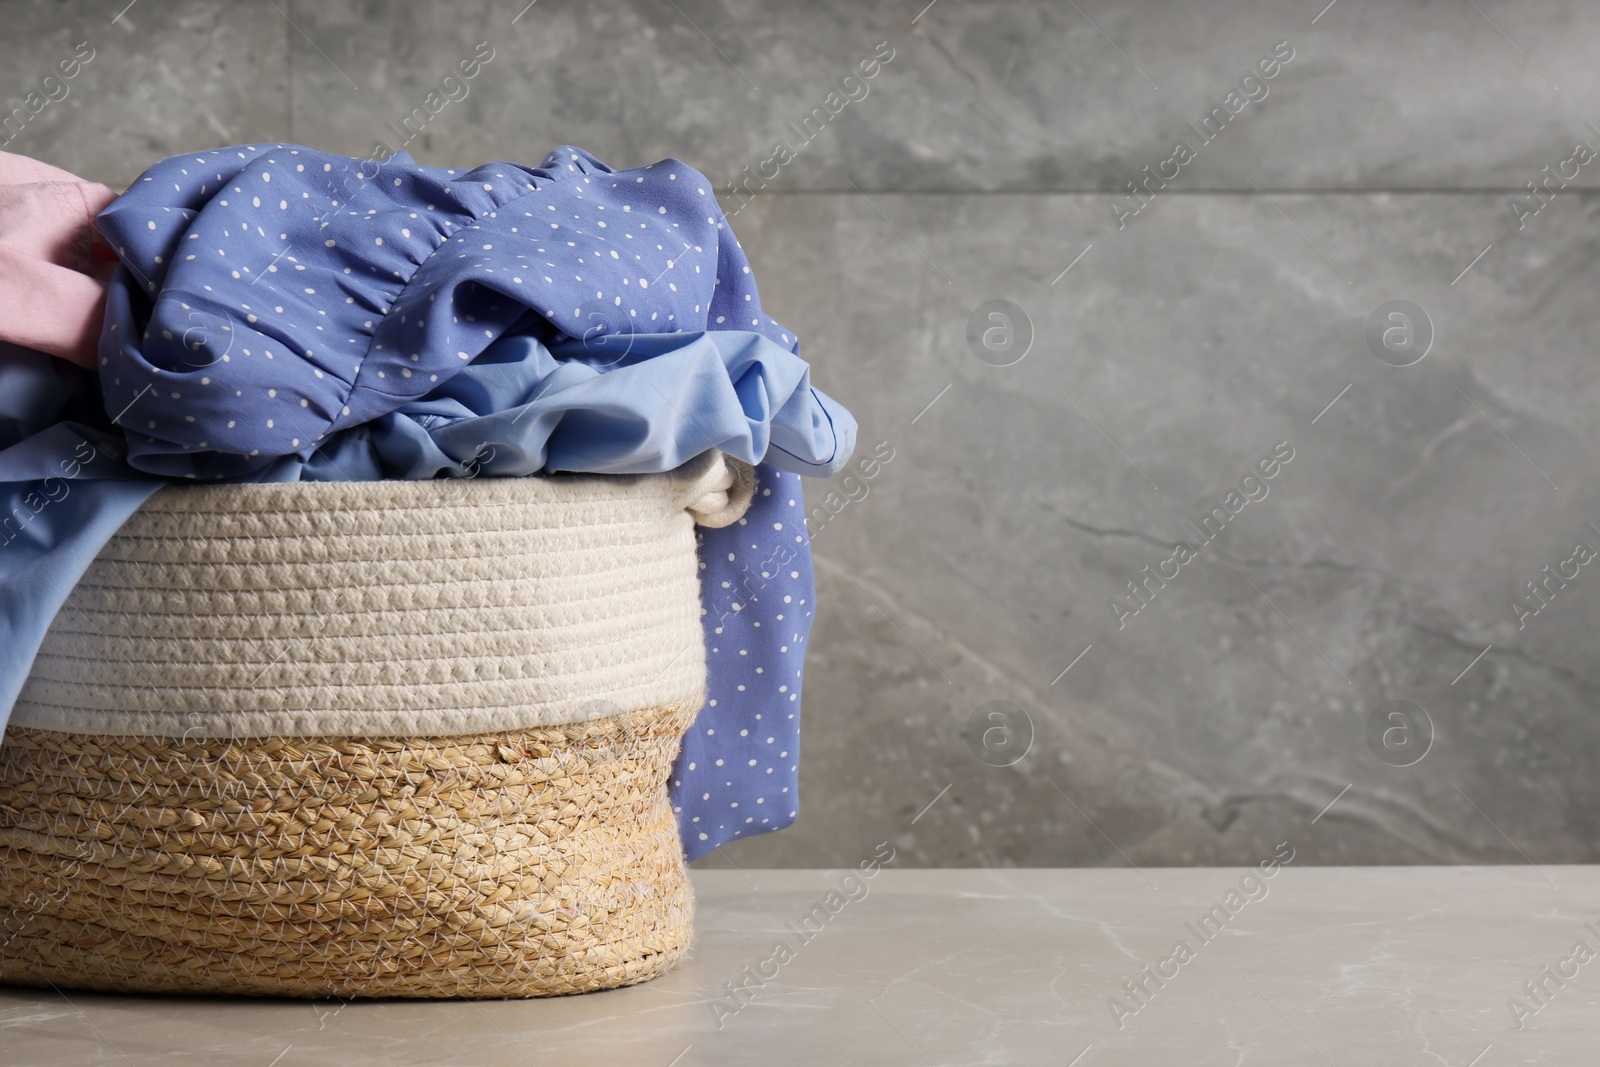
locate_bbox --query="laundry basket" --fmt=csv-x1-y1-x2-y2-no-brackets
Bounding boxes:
0,450,753,998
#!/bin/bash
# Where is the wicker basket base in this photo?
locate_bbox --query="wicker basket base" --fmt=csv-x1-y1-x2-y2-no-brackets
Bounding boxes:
0,703,696,998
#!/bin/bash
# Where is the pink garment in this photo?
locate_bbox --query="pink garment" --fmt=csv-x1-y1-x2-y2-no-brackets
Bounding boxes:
0,150,117,368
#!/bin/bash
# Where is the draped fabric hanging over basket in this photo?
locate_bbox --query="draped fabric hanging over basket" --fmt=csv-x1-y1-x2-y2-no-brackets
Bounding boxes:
0,450,755,999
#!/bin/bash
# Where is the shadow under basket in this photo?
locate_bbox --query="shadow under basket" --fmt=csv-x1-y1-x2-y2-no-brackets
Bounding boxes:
0,451,754,998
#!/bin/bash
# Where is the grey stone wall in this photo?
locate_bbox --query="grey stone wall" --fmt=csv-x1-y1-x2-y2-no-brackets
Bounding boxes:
7,0,1598,869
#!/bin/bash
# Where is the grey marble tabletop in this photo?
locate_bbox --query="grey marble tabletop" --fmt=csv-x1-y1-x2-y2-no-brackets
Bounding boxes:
2,866,1591,1066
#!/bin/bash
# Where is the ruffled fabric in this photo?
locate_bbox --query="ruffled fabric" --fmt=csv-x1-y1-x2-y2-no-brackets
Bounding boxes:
299,331,851,481
97,144,807,478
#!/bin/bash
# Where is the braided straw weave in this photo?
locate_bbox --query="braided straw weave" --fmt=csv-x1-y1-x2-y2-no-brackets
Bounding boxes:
0,705,695,998
0,453,753,998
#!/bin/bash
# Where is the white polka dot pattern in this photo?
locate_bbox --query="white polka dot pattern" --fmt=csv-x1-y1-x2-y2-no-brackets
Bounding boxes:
95,144,797,480
673,467,814,860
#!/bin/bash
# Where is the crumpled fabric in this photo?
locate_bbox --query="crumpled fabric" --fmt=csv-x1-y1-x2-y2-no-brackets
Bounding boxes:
300,330,850,481
0,150,118,369
96,143,816,479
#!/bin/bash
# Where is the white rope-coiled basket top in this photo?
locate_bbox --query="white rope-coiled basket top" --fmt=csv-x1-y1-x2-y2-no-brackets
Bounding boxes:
11,450,755,739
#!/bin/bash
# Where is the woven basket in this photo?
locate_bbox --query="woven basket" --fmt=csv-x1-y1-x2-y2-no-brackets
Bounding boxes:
0,451,754,998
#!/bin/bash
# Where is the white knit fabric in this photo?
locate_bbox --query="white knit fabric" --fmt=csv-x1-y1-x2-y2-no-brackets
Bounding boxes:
11,451,754,738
